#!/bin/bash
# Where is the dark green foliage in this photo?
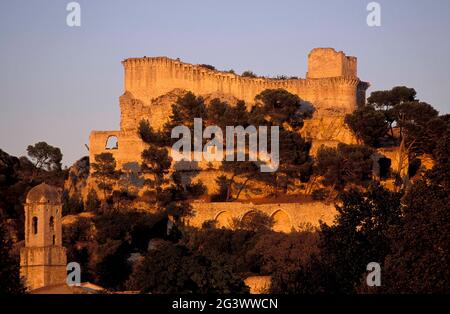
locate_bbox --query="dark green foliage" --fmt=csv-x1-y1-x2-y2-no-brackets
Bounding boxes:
0,216,26,294
138,120,168,146
220,160,261,201
85,189,100,212
231,210,274,233
163,92,207,138
241,70,257,78
96,242,131,291
126,241,249,293
0,149,67,239
183,227,319,288
62,209,167,290
199,64,216,71
27,141,63,172
345,105,389,147
211,175,232,202
62,190,84,215
367,86,417,109
270,185,403,294
393,101,441,156
382,179,450,293
91,153,122,203
207,99,249,128
317,185,402,293
315,143,374,191
254,89,313,130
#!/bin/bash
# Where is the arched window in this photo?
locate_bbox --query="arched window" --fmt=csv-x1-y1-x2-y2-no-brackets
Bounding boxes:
32,217,38,235
52,235,56,245
49,216,54,232
105,136,118,150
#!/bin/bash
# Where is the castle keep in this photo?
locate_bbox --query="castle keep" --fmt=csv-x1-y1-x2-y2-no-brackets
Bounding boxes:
89,48,369,170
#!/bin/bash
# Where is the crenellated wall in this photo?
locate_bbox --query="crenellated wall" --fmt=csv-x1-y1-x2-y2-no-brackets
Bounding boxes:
121,54,365,117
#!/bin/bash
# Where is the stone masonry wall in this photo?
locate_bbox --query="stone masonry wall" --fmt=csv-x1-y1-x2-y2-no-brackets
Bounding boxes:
187,201,337,233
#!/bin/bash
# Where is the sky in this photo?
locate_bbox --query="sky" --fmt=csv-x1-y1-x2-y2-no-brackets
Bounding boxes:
1,0,449,166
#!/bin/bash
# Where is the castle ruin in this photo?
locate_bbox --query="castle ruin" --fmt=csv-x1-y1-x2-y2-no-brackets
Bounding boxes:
87,48,369,230
89,48,369,169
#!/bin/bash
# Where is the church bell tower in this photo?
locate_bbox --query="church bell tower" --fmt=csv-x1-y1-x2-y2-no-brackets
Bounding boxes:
20,183,67,291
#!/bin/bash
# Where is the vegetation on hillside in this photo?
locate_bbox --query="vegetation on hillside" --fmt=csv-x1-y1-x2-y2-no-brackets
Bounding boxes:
0,86,448,294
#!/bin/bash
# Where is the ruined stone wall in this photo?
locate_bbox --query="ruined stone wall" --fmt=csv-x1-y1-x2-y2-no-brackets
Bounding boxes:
187,201,337,233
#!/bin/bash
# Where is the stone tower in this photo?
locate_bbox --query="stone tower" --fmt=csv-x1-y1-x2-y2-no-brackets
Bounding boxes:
20,183,67,291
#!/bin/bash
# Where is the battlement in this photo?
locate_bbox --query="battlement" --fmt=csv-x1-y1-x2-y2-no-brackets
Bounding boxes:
120,49,367,114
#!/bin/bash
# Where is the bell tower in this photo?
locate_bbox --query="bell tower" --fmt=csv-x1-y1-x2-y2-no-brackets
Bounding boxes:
20,183,67,291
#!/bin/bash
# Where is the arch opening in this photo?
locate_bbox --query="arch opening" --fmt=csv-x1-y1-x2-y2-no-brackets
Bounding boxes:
49,216,54,232
214,211,233,228
32,217,38,235
271,210,292,233
105,136,118,150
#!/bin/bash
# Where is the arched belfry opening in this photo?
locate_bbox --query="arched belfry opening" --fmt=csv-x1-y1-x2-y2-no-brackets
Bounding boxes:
32,217,38,234
49,216,54,231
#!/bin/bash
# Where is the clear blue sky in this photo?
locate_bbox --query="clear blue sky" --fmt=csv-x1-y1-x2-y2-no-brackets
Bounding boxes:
1,0,449,166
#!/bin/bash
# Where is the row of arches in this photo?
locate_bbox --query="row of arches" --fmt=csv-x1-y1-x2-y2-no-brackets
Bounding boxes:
214,209,293,233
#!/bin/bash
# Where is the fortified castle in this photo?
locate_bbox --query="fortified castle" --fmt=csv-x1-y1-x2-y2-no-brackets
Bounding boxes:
90,48,369,168
88,48,370,232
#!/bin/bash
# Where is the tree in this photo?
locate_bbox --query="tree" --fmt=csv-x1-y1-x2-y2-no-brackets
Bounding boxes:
206,99,249,129
199,64,216,71
316,185,402,294
392,101,439,157
27,142,63,180
230,210,274,233
91,153,122,205
367,86,417,138
380,131,450,293
315,144,374,196
163,92,207,138
85,189,100,212
220,160,261,201
251,89,313,195
241,70,257,78
254,89,313,131
140,145,172,200
0,216,26,294
62,190,84,215
345,105,389,147
382,178,450,293
126,241,248,293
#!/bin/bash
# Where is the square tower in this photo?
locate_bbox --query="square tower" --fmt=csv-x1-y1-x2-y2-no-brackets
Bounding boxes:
306,48,357,79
